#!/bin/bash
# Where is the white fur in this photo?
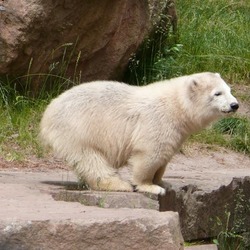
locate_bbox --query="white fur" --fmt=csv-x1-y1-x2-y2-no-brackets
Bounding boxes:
40,72,238,195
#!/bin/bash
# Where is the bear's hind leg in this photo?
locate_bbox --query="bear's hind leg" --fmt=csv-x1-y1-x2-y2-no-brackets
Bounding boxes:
74,149,133,192
130,155,166,195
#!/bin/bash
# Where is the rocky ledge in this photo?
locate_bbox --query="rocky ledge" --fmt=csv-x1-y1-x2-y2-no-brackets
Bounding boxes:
0,148,249,249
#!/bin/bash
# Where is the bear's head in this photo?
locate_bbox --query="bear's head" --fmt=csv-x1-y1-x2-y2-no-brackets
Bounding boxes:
185,72,239,128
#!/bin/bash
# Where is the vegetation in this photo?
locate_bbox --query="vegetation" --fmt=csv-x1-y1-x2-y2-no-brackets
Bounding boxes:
0,43,82,161
126,0,250,84
212,189,250,250
126,0,250,154
0,0,249,158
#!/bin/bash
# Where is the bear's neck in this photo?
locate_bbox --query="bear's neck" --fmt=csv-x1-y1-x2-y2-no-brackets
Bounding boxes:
172,89,218,135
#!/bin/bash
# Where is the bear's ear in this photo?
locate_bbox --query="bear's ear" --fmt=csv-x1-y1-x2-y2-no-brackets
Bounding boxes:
192,80,198,87
215,73,221,78
189,79,199,92
188,78,199,100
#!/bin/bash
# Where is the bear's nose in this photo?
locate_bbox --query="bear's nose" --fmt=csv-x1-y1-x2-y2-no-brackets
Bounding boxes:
230,102,239,111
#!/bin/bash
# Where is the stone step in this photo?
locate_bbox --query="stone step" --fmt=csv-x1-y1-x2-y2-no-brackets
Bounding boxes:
185,244,217,250
0,171,183,250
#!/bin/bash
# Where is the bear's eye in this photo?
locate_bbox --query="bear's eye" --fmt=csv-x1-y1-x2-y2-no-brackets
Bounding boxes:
214,92,222,96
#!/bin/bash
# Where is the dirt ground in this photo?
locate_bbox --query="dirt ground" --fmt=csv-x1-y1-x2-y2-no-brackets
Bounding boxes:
0,143,249,179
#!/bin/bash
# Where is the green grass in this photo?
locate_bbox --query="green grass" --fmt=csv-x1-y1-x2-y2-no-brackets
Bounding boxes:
126,0,250,84
0,42,83,161
0,85,46,161
190,117,250,154
174,0,250,82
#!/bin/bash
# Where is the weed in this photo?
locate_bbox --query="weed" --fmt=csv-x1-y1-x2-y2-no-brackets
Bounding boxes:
212,188,250,250
124,5,178,85
213,212,244,250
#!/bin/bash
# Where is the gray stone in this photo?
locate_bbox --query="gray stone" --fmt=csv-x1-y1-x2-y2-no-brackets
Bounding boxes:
160,177,250,241
185,245,217,250
160,150,250,241
52,190,159,210
0,171,184,250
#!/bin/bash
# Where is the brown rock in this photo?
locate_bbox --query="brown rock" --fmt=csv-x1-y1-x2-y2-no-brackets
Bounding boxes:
0,0,176,91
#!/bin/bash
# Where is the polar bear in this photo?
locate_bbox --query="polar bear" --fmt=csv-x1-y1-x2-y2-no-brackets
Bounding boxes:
40,72,239,195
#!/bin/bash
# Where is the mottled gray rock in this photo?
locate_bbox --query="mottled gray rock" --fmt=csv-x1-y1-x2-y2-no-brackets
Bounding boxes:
160,177,250,241
0,171,184,250
52,190,159,210
0,214,183,250
160,150,250,241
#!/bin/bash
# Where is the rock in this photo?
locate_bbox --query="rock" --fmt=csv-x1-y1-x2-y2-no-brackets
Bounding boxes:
160,177,250,241
185,245,218,250
0,215,183,250
160,150,250,241
0,171,184,250
52,190,159,210
1,147,249,244
0,0,176,91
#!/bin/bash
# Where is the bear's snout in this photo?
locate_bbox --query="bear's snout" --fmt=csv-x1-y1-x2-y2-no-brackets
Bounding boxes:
230,102,239,111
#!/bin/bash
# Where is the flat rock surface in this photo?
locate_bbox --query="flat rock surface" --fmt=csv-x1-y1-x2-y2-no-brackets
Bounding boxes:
0,171,184,250
0,146,249,247
185,245,217,250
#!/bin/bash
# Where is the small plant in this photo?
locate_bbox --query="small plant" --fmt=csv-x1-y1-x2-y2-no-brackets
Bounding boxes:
124,10,178,85
212,189,250,250
213,211,244,250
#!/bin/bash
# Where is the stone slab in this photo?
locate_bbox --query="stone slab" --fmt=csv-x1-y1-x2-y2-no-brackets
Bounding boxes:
185,244,217,250
0,171,184,250
1,147,250,245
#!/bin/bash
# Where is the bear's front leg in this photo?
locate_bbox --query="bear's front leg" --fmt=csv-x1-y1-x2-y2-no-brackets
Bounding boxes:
129,154,166,195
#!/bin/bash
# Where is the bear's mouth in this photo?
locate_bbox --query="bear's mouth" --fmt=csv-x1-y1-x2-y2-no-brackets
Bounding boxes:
221,109,237,114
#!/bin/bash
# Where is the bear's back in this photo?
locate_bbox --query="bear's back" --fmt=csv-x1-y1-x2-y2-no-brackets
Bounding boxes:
56,81,136,108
